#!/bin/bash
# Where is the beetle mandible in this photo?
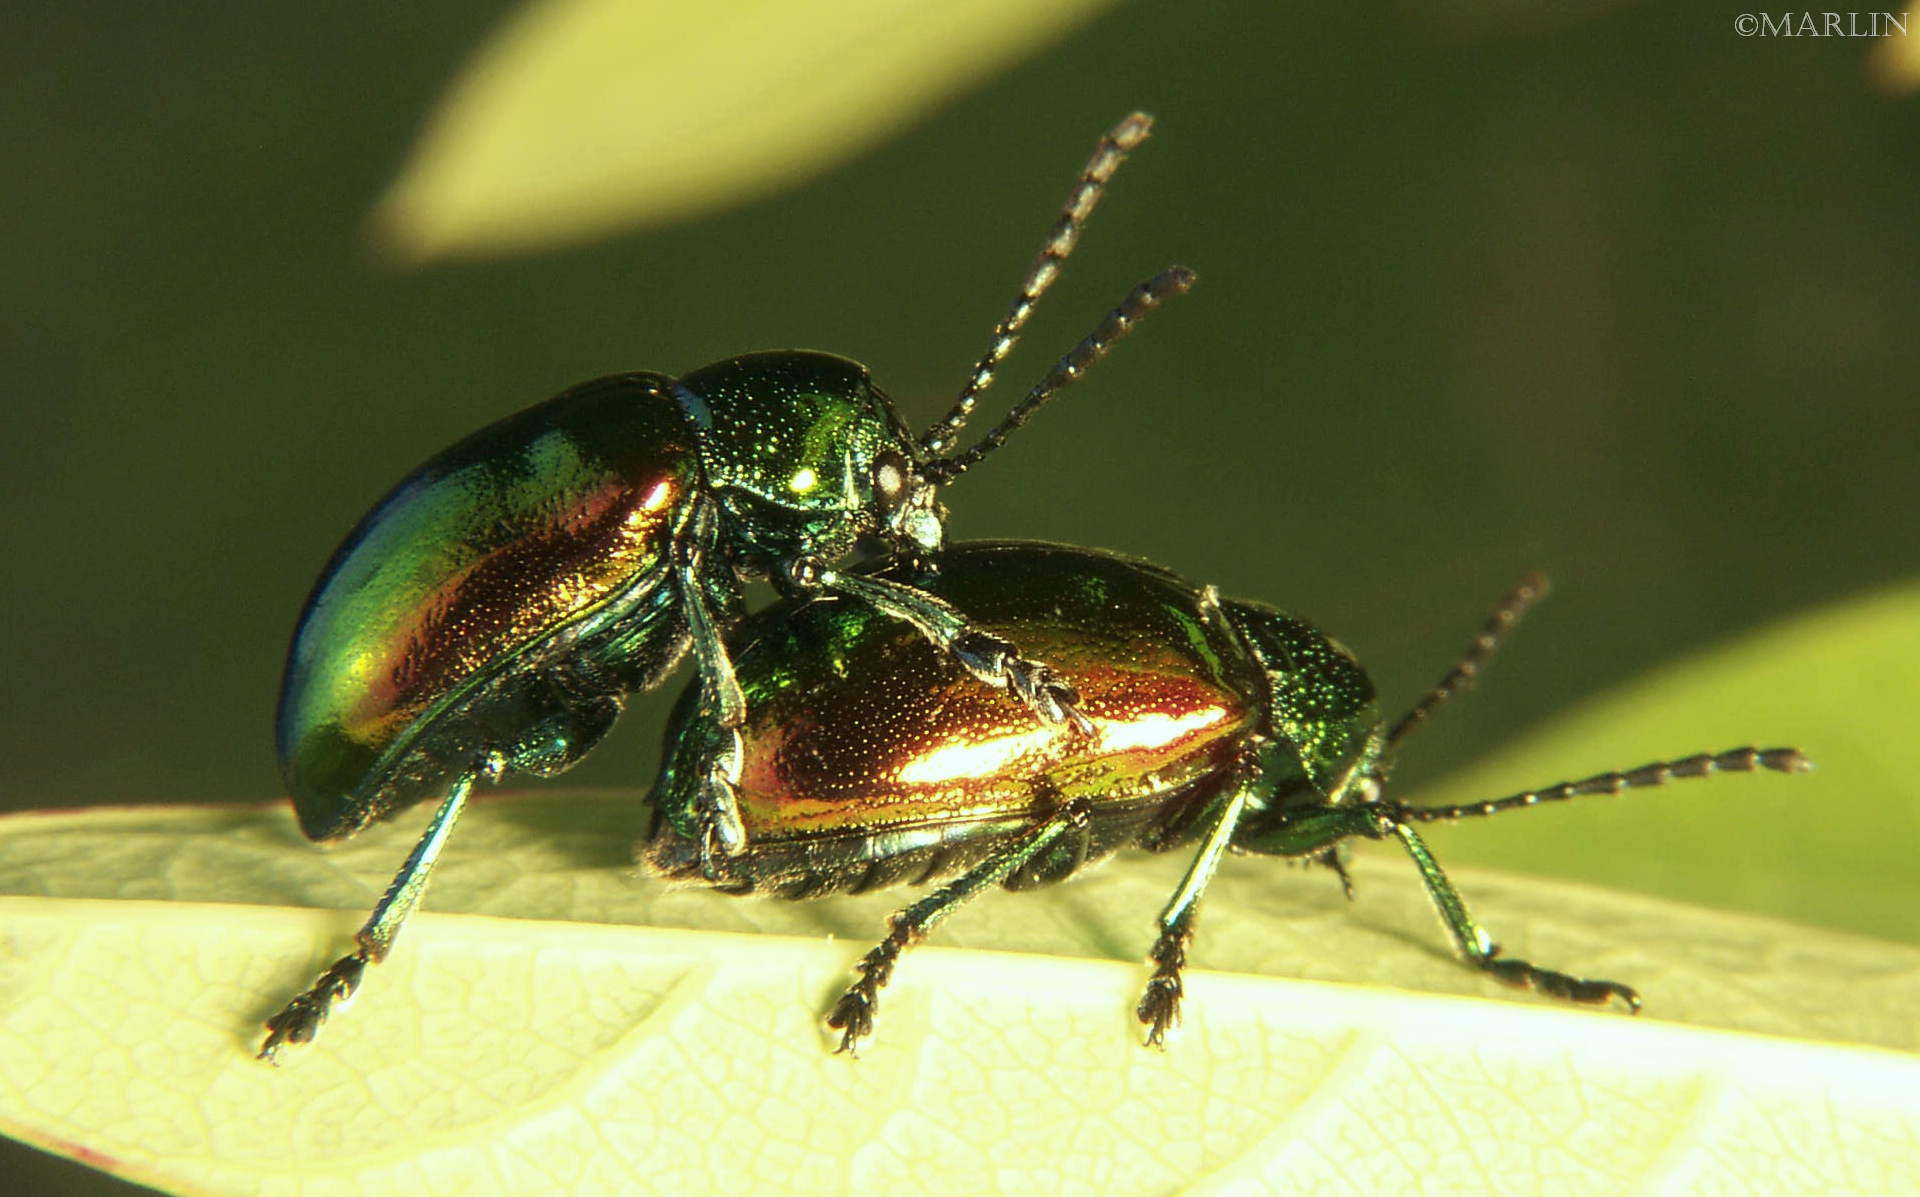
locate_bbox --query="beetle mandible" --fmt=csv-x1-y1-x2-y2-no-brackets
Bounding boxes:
261,116,1191,1061
644,542,1809,1051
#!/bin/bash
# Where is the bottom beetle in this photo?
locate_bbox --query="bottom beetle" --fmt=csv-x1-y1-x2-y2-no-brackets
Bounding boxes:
646,541,1808,1049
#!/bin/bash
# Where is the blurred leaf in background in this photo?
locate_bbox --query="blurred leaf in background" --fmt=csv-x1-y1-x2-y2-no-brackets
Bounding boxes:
1873,3,1920,89
376,0,1117,259
1418,578,1920,944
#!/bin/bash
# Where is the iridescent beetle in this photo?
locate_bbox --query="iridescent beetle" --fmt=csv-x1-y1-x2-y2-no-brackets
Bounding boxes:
262,116,1191,1061
645,542,1809,1050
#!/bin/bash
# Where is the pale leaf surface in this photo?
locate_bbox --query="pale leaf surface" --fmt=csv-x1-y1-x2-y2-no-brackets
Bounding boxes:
2,794,1918,1195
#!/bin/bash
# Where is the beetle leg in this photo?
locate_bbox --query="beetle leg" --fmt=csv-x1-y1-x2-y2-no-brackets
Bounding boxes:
1137,779,1255,1047
1374,746,1806,1008
694,724,748,878
1317,848,1357,901
259,771,478,1063
674,534,747,728
828,798,1094,1054
1385,818,1641,1012
1263,802,1642,1013
796,562,1093,735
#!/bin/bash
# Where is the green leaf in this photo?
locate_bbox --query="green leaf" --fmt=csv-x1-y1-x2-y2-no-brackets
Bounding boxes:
1412,579,1920,945
2,792,1918,1195
374,0,1118,259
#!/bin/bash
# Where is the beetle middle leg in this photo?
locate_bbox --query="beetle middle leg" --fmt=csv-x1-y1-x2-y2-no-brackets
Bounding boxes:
1137,774,1258,1046
788,559,1093,734
828,798,1095,1054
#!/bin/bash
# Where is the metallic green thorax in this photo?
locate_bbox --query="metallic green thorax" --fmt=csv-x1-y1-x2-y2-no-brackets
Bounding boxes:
672,352,928,566
646,542,1381,893
1223,602,1383,809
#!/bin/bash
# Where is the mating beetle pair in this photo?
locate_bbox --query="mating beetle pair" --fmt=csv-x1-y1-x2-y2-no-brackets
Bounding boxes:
265,113,1187,1059
264,115,1807,1062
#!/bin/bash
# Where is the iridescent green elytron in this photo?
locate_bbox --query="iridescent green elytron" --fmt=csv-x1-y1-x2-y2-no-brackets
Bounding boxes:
646,543,1810,1051
278,375,694,840
262,115,1194,1062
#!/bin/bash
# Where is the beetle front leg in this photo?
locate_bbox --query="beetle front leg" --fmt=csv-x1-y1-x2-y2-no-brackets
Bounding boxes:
1387,819,1640,1011
1254,802,1640,1013
829,798,1094,1054
789,559,1093,734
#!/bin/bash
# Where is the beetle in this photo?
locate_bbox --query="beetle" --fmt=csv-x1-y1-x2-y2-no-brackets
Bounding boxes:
260,115,1192,1062
644,541,1810,1050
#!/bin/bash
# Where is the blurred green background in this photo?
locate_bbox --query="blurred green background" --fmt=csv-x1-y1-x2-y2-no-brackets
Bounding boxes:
6,2,1918,1192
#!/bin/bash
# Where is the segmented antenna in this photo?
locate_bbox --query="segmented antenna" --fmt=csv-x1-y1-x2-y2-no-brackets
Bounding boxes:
1395,746,1811,822
923,266,1194,482
1385,573,1550,749
919,112,1155,458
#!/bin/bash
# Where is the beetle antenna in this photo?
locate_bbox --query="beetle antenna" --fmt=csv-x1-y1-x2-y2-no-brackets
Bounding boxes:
924,265,1194,483
919,112,1155,459
1390,747,1811,822
1385,573,1549,749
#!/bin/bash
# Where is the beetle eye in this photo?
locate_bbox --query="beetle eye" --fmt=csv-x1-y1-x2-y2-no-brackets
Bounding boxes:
872,451,910,512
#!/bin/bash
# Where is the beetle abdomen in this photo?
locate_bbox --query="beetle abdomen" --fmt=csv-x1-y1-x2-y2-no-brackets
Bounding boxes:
278,374,696,839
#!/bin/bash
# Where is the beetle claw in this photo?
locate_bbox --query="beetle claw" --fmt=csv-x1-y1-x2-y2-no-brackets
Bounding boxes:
826,989,875,1056
1136,979,1181,1049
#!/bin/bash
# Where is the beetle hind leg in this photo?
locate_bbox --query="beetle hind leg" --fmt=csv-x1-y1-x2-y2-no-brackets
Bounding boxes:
258,771,478,1064
1135,921,1192,1047
828,799,1094,1054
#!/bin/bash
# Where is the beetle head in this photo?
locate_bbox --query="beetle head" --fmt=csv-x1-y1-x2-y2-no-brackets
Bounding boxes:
673,351,946,565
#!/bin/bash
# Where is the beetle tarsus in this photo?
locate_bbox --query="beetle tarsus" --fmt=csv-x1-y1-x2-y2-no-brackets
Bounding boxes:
1479,948,1641,1013
695,729,749,878
828,931,906,1055
827,990,876,1056
1319,849,1357,901
258,951,367,1064
951,630,1094,734
1136,925,1192,1048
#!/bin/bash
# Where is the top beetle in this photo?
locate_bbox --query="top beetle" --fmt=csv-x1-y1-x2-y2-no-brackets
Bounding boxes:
264,115,1189,1060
